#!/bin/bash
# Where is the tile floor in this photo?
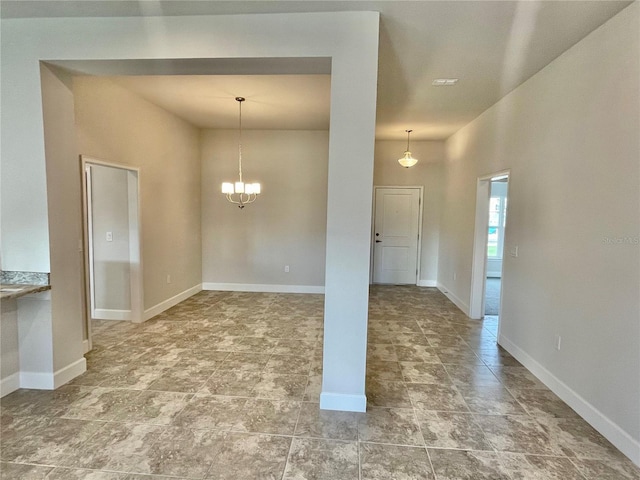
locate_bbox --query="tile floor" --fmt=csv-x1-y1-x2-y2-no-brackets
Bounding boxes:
1,286,639,479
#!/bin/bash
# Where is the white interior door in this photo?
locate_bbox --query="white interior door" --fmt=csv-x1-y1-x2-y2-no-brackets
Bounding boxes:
373,187,421,284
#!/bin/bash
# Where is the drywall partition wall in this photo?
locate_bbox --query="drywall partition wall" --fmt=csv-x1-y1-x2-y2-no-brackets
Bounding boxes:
202,130,328,292
441,3,640,463
1,300,20,396
1,62,50,273
373,140,445,286
74,78,201,316
40,64,86,382
1,11,379,409
89,164,132,314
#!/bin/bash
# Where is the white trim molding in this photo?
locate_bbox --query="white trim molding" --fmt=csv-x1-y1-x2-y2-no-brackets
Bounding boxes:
320,392,367,412
19,372,55,390
54,357,87,388
92,309,132,321
437,282,470,316
417,280,437,287
202,283,325,294
0,373,20,398
81,156,144,334
499,334,640,466
18,357,87,391
143,284,202,322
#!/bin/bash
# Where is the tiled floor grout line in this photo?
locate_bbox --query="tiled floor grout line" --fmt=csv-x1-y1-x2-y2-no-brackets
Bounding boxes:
280,387,307,480
3,289,638,479
357,432,363,480
397,340,440,479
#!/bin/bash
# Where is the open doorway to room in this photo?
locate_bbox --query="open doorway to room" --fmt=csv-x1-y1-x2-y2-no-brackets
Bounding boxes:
66,61,332,371
81,156,142,352
469,171,510,326
484,176,509,318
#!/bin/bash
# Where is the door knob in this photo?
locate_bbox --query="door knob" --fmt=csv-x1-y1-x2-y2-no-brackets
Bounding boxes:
375,240,382,243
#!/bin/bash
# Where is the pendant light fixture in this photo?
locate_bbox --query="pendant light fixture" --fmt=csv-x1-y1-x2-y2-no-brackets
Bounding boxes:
398,129,418,168
221,97,261,209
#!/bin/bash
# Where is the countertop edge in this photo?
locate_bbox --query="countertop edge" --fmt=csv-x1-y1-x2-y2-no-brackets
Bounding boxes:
0,284,52,301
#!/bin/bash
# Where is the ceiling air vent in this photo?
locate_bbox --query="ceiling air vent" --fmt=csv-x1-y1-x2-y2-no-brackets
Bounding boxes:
432,78,459,86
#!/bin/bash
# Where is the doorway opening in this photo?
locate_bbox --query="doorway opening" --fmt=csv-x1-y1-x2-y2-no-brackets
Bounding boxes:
485,177,508,318
371,186,423,285
469,172,510,323
81,156,142,352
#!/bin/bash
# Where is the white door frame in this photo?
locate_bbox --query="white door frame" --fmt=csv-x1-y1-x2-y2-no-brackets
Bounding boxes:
80,155,143,351
370,186,424,285
469,170,510,320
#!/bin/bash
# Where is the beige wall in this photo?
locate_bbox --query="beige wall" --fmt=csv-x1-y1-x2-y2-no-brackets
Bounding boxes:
201,129,328,289
90,164,131,312
374,140,445,285
74,77,202,311
440,3,639,460
41,64,85,373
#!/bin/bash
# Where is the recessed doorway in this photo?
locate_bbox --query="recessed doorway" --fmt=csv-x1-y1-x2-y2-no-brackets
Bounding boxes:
485,177,508,316
81,156,143,352
469,172,510,321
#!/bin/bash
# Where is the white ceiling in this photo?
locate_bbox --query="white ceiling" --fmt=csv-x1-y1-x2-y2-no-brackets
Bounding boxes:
2,1,632,139
110,75,332,131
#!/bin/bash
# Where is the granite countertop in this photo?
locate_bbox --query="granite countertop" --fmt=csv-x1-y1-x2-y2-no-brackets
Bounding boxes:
0,284,51,300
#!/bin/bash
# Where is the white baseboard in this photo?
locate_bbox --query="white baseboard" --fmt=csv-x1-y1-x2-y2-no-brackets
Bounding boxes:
1,373,20,398
202,283,325,294
499,334,640,467
320,392,367,412
143,284,202,321
436,282,470,316
93,308,132,321
54,357,87,388
20,371,54,389
417,280,437,287
18,357,87,390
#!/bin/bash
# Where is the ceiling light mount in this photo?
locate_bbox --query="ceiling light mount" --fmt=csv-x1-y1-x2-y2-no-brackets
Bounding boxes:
398,129,418,168
221,96,261,209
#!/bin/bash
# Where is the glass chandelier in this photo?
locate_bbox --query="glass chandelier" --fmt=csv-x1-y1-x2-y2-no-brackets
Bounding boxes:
221,97,261,208
398,129,418,168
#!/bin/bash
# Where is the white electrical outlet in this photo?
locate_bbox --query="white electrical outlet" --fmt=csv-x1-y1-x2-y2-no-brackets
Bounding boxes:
556,335,562,351
166,274,171,284
284,265,290,273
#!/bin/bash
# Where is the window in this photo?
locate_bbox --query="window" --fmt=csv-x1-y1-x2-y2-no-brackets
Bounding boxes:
487,195,507,258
